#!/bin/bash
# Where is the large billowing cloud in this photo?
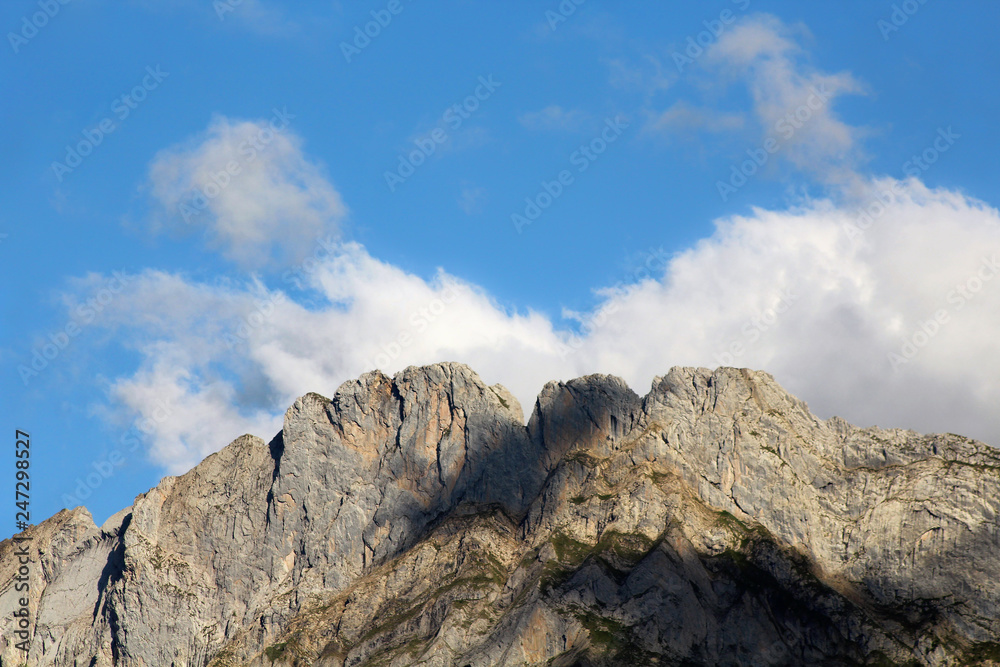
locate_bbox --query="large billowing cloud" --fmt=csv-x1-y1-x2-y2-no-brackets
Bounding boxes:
73,14,1000,474
79,174,1000,473
69,245,574,472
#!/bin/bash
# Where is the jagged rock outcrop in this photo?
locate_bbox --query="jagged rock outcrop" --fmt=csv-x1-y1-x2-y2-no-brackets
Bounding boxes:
2,362,999,666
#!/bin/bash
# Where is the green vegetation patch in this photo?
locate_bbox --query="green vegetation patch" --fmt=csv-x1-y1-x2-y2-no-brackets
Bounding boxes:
595,530,655,563
648,470,673,484
356,635,432,667
357,603,424,644
540,561,574,594
961,642,1000,665
714,510,749,535
570,492,615,505
760,443,781,457
864,651,921,667
574,609,625,650
264,642,287,661
519,547,539,568
565,450,604,467
550,531,593,564
943,459,1000,475
159,582,196,600
541,530,658,593
207,645,240,667
570,608,663,664
357,548,508,643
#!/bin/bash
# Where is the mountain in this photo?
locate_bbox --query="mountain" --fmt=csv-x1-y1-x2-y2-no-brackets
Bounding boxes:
2,362,1000,666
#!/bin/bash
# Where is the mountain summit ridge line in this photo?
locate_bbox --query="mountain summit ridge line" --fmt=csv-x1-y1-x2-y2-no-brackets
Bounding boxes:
2,362,998,666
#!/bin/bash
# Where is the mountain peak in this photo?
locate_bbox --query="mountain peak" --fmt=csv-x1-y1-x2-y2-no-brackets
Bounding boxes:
3,363,999,666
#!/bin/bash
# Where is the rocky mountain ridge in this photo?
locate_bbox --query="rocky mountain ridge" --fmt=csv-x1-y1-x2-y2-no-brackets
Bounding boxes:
2,362,999,666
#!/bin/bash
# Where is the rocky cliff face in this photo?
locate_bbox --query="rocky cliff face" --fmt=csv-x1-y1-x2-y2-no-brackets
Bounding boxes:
2,363,999,666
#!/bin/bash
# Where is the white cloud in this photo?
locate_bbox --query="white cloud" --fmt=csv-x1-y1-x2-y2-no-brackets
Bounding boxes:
72,245,571,472
104,359,283,472
215,0,298,35
574,178,1000,446
606,56,673,94
136,0,299,37
643,14,865,178
457,185,486,215
78,176,1000,474
519,105,593,132
144,113,346,269
645,101,745,135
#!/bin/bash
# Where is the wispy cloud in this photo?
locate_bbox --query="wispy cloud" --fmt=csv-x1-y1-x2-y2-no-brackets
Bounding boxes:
642,14,866,182
519,105,593,132
645,101,745,135
703,14,867,178
457,185,486,215
135,0,300,37
606,56,673,95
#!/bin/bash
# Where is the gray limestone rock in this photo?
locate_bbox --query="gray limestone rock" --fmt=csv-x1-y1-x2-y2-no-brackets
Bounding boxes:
2,362,999,666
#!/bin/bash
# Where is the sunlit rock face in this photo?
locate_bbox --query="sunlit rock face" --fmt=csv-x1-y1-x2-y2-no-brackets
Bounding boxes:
3,362,999,666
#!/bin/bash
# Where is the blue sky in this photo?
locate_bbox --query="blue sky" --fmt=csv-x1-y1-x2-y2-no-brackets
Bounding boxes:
3,0,1000,537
